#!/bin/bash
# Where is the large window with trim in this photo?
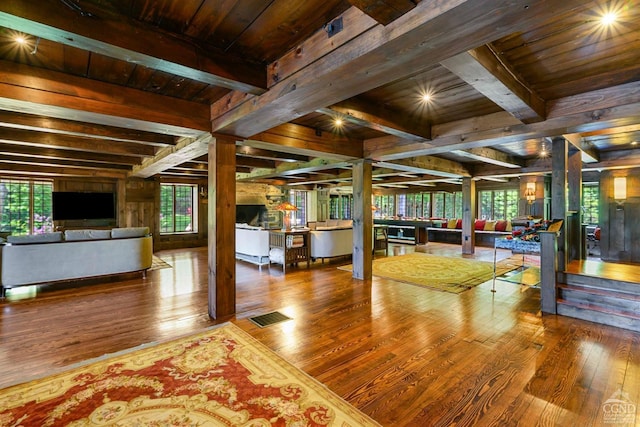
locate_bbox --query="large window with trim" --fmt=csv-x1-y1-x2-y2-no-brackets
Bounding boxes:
478,189,518,220
160,183,198,234
0,179,53,235
582,184,599,225
329,193,352,219
290,190,308,226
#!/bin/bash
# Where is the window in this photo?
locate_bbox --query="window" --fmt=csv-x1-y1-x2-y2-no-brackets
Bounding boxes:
290,190,308,226
583,184,599,224
329,194,352,219
160,184,197,234
432,192,445,217
478,189,518,220
0,179,53,235
374,195,395,217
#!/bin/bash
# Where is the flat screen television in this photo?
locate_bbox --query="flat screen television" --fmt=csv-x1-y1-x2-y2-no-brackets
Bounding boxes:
52,192,116,221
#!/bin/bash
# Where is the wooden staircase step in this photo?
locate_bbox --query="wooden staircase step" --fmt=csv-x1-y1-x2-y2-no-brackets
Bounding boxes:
559,271,640,294
558,283,640,301
556,299,640,332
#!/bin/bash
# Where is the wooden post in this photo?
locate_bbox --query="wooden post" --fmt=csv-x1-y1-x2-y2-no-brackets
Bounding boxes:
540,231,558,314
352,159,372,280
567,145,582,261
461,177,475,254
208,135,236,319
551,137,568,271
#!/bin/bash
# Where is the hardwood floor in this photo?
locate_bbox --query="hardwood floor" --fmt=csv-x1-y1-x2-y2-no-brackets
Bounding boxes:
1,243,639,426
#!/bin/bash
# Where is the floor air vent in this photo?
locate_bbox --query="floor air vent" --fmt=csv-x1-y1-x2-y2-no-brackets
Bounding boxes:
249,311,292,328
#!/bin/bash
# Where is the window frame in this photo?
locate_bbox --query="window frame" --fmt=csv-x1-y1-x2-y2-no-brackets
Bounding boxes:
0,179,53,235
159,183,198,235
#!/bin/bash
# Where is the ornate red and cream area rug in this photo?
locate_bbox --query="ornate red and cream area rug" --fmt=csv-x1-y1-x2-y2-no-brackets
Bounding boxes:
0,323,380,426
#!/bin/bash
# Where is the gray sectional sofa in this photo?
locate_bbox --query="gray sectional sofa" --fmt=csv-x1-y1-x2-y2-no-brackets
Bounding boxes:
0,227,152,297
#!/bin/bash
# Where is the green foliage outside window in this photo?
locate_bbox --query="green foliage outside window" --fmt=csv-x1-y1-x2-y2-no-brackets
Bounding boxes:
0,179,53,235
478,189,518,220
583,185,599,224
160,184,196,234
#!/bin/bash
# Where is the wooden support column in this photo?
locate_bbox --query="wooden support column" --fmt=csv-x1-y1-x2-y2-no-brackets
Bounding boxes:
567,145,583,261
208,135,236,319
352,159,372,280
461,177,475,254
540,231,558,314
551,137,568,272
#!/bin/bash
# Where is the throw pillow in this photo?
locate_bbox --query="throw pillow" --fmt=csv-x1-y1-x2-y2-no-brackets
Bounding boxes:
495,220,507,232
484,220,497,231
456,219,462,229
474,219,486,230
447,219,457,229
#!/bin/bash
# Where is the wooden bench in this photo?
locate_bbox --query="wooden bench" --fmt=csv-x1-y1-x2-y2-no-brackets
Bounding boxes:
426,227,511,247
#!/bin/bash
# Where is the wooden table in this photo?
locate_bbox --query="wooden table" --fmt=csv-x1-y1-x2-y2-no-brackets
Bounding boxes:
269,230,310,272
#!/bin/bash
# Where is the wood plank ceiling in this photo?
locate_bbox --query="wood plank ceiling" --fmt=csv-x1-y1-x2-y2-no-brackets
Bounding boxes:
0,0,638,190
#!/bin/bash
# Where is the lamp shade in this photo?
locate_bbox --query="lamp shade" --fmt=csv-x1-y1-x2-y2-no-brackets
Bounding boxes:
275,201,298,211
614,177,627,200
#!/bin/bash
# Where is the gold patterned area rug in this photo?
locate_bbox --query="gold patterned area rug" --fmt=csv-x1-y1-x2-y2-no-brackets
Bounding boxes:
149,254,172,270
0,323,380,427
340,253,519,294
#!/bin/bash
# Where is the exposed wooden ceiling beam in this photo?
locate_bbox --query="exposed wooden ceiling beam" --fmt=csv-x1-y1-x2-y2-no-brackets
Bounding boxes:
246,123,363,161
235,156,277,169
0,111,175,147
130,134,212,178
561,134,599,163
211,0,586,138
0,0,266,94
236,158,352,181
236,146,309,163
0,154,131,171
0,128,155,157
0,163,127,179
316,98,431,141
347,0,417,25
0,60,210,136
440,45,545,123
367,82,640,161
451,147,524,168
375,155,470,178
0,143,141,165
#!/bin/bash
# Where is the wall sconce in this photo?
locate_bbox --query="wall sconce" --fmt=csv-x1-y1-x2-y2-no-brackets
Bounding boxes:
199,185,208,200
525,182,536,204
614,176,627,208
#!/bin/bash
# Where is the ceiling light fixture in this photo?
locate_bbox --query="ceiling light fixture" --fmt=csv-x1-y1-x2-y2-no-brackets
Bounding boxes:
601,11,617,25
15,35,27,44
421,92,432,103
540,140,548,157
334,118,343,127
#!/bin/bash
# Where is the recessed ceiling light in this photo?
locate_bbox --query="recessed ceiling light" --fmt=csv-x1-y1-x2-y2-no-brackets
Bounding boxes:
15,35,27,44
632,141,638,146
334,118,343,127
421,92,432,103
601,11,617,25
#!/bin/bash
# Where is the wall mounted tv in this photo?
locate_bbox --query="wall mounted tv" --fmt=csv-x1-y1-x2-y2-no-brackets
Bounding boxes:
52,192,116,221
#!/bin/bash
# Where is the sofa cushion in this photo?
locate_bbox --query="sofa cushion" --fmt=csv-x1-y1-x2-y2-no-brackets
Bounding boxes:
64,229,112,241
7,232,63,244
484,220,496,231
111,227,150,239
